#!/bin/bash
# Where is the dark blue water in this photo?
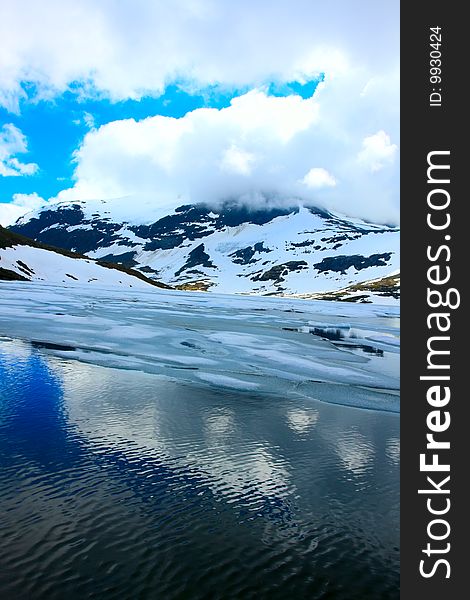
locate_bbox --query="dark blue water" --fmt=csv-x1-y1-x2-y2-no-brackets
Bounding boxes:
0,338,399,599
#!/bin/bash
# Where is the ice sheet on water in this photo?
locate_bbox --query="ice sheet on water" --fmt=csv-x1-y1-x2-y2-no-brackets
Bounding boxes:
0,282,400,412
197,372,261,390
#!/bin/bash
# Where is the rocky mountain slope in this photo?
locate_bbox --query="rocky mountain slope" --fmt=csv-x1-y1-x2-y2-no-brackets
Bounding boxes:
10,199,399,299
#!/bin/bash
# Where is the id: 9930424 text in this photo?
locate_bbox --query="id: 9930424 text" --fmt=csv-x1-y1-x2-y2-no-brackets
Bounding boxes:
429,26,443,108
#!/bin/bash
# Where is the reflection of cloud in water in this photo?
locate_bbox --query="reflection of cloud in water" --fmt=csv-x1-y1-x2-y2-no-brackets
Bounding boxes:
46,358,166,451
186,444,292,505
385,437,400,465
0,337,32,363
336,432,374,475
190,408,293,504
286,407,319,435
199,412,293,505
54,359,293,506
204,407,236,437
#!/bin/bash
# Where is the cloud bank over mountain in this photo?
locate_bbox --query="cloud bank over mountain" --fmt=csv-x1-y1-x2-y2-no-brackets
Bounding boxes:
54,80,399,224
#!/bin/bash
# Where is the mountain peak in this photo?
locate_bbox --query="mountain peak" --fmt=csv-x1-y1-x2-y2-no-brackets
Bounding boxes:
9,198,399,301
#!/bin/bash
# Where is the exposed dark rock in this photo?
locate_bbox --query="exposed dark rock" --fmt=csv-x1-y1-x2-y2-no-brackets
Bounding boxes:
11,205,127,254
137,265,160,275
135,204,292,252
174,244,216,277
307,206,333,220
98,251,138,268
251,261,308,283
0,267,29,281
16,260,35,275
229,242,272,265
313,253,392,274
290,239,315,248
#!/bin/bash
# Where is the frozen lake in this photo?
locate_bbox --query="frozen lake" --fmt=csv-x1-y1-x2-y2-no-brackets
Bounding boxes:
0,283,399,412
0,283,399,599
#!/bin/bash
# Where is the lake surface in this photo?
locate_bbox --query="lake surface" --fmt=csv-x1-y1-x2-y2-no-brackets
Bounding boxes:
0,284,399,599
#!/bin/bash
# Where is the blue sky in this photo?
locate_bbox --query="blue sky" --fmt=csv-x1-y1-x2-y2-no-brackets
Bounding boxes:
0,1,399,225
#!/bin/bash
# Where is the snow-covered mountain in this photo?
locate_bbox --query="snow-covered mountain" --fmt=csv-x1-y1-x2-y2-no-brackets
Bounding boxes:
0,226,168,289
10,199,399,300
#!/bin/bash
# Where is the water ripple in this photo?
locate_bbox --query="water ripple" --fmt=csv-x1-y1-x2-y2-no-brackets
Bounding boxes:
0,338,399,599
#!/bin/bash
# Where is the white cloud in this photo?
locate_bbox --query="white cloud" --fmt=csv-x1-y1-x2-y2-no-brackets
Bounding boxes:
0,124,38,177
53,76,399,225
0,203,26,226
357,130,397,172
0,192,46,226
83,112,96,129
302,167,337,189
12,192,46,210
73,112,96,129
56,90,320,207
221,145,255,176
0,0,398,111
